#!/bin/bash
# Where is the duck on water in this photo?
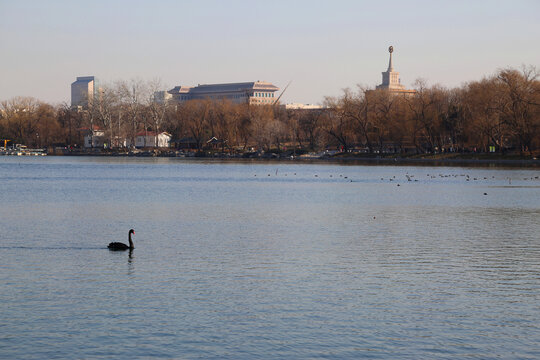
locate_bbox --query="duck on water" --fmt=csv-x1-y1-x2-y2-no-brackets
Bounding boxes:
108,229,135,251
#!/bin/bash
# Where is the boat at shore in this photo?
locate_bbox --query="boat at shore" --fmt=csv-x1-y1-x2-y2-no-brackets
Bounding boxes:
0,146,47,156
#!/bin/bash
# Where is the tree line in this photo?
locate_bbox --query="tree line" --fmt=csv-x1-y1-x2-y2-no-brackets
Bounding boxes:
1,66,539,155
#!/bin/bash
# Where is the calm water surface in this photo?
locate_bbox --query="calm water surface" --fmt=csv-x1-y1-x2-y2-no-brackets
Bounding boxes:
1,157,539,359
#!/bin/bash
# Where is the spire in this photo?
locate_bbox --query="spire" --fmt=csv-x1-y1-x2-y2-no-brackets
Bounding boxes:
387,46,394,71
377,45,413,94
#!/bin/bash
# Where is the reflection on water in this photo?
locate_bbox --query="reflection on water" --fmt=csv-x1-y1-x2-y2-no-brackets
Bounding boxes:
127,250,135,275
0,157,539,359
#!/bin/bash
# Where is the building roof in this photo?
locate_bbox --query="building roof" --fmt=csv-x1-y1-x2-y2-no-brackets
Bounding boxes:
168,86,192,94
77,125,102,131
135,131,171,137
285,103,325,110
168,81,279,95
72,76,95,86
76,76,95,81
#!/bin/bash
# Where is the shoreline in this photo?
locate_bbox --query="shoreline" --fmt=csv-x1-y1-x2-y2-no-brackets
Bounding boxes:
319,155,540,167
24,151,540,167
3,148,540,167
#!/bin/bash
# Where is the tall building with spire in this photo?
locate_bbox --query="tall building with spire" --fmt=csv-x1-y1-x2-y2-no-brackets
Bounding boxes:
376,46,415,95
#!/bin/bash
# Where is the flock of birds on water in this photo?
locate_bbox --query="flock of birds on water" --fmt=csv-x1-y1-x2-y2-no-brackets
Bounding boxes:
251,169,540,199
108,172,538,252
252,169,540,187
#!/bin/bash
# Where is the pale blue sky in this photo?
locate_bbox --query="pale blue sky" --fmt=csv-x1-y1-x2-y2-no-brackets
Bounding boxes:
1,0,539,105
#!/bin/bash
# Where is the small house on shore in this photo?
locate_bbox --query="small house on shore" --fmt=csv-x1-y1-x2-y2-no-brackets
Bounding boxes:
131,131,172,148
79,126,105,148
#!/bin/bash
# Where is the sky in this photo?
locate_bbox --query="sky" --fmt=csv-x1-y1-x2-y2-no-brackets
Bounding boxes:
0,0,539,105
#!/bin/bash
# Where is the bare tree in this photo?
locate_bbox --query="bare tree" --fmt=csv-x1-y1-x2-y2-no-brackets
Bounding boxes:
0,97,41,146
181,100,211,151
462,78,503,151
91,85,119,148
338,88,373,152
56,103,85,147
212,100,236,152
322,95,355,152
148,79,170,147
405,79,445,153
235,104,253,150
34,103,62,148
496,66,540,154
369,89,396,153
116,79,150,148
250,106,273,152
298,109,325,151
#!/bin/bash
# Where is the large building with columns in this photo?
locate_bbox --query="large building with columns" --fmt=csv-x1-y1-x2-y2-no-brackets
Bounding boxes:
167,81,279,105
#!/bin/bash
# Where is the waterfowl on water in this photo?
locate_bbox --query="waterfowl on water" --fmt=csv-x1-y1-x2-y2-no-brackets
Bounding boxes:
108,229,135,251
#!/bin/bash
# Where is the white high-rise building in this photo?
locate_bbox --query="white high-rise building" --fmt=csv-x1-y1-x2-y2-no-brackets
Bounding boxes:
71,76,96,109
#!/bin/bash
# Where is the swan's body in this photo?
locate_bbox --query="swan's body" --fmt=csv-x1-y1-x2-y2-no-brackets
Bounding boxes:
108,229,135,251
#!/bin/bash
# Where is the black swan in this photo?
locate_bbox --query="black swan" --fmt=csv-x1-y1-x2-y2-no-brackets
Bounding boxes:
108,229,135,251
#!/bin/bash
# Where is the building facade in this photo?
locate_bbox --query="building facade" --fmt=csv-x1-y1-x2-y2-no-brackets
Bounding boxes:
152,90,173,104
81,126,105,148
131,131,171,148
168,81,279,105
284,103,325,110
71,76,96,109
376,46,415,95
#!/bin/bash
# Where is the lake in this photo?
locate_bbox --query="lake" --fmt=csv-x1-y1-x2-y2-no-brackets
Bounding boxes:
1,157,539,359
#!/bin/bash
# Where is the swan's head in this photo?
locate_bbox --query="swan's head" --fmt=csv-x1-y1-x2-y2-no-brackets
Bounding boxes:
129,229,135,235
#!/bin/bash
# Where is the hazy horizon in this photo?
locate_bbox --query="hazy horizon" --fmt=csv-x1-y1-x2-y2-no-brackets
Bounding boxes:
1,0,539,105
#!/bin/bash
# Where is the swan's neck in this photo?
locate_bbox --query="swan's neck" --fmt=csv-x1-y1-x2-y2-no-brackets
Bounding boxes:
128,232,134,249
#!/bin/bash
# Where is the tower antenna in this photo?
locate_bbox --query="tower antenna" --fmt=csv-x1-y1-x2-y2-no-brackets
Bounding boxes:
273,80,292,106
